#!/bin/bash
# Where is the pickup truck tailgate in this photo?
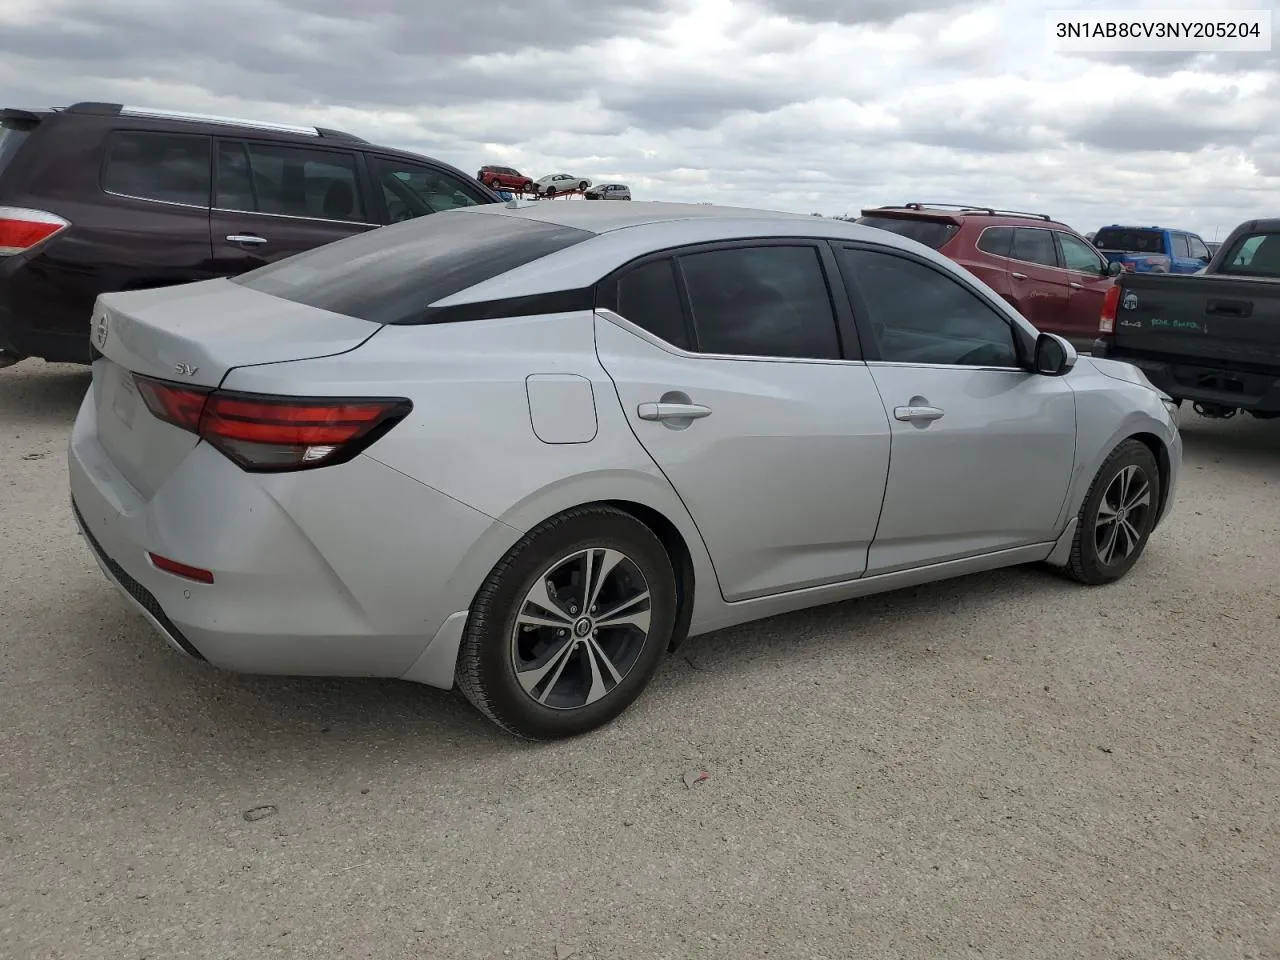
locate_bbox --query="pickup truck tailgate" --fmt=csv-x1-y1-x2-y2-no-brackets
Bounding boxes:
1112,274,1280,368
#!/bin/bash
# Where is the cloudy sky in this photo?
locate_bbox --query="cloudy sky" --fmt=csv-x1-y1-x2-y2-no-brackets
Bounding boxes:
2,0,1276,238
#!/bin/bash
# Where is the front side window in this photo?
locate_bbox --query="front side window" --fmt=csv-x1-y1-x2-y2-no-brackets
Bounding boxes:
1188,235,1210,260
1058,232,1106,274
1222,233,1280,277
102,131,211,207
1173,234,1192,257
216,140,364,222
839,247,1019,368
676,245,842,360
1009,228,1058,267
372,157,488,222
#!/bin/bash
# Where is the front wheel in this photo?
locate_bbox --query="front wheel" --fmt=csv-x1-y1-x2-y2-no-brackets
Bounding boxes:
456,506,677,739
1064,439,1161,585
578,180,589,191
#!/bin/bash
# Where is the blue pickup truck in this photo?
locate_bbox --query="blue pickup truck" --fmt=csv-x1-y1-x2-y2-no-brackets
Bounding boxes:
1091,224,1213,274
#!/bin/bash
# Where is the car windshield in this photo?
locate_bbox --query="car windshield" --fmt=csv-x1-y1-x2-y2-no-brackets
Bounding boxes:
0,119,34,177
855,216,959,249
233,211,593,324
1094,228,1164,253
1219,232,1280,278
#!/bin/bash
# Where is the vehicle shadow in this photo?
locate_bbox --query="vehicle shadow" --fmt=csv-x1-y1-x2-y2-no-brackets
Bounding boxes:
1176,410,1280,467
0,361,91,426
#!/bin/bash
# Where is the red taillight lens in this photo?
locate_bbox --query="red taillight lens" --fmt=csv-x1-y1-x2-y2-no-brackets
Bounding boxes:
1100,284,1121,333
132,374,410,472
0,206,70,256
148,552,214,584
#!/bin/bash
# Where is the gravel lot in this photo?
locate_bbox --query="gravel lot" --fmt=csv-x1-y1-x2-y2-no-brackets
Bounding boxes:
2,359,1277,960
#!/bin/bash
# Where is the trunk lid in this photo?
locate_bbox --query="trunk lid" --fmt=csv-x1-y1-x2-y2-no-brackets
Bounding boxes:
1111,273,1280,369
92,278,381,497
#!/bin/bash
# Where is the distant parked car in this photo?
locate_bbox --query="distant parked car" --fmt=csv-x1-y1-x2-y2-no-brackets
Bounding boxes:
585,183,631,200
477,165,533,192
0,101,499,367
1206,240,1222,257
533,173,590,196
856,203,1122,348
1092,225,1211,274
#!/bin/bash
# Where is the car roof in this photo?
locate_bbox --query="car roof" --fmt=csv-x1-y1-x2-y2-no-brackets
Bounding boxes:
862,204,1072,230
465,199,821,233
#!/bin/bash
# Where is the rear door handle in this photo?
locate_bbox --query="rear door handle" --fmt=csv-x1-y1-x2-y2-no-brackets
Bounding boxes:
1011,272,1027,280
226,234,267,245
637,401,711,421
1069,282,1083,289
894,405,945,423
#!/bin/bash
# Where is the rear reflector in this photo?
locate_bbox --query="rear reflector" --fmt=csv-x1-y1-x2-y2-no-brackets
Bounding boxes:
1100,284,1121,333
148,552,215,584
0,206,69,256
132,374,411,472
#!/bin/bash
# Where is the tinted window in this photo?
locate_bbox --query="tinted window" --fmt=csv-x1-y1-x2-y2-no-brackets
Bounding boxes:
976,226,1013,257
1221,233,1280,277
234,211,592,324
614,258,690,349
840,248,1019,368
856,215,958,250
216,141,364,222
1188,235,1210,259
1173,233,1192,257
677,245,841,360
102,132,211,206
1010,228,1058,266
372,156,488,223
1058,232,1105,274
1093,228,1164,254
0,120,33,178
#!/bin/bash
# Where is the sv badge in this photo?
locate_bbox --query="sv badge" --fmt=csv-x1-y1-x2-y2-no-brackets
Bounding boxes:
174,362,200,377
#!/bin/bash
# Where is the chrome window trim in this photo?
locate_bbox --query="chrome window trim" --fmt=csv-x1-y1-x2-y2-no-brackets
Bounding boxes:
211,205,378,227
103,189,210,211
975,224,1106,277
866,360,1027,374
595,308,863,366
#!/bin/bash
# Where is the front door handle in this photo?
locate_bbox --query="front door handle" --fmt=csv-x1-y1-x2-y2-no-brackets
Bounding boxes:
1010,272,1028,280
1069,281,1083,289
226,234,267,245
894,404,945,423
637,401,711,421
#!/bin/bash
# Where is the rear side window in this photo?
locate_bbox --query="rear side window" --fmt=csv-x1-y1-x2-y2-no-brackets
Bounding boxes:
102,132,211,207
1221,233,1280,277
1010,228,1058,266
855,215,958,250
976,226,1013,257
677,245,841,360
217,141,365,222
371,156,488,222
0,120,34,178
1094,228,1164,254
234,211,593,324
614,258,691,349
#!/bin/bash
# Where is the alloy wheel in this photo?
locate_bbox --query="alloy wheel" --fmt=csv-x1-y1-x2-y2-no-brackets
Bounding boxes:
1094,464,1152,566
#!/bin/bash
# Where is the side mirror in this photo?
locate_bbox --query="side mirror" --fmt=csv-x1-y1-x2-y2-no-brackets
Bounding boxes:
1199,255,1212,264
1105,261,1124,276
1034,332,1077,376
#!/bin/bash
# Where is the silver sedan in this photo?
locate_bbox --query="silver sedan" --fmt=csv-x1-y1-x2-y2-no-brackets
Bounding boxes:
68,201,1181,739
531,173,591,195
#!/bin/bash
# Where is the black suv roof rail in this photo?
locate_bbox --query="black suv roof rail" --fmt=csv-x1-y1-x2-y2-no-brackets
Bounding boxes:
893,202,1053,222
63,101,366,143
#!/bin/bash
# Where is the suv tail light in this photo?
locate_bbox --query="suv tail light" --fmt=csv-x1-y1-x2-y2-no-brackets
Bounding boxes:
133,375,411,472
1099,284,1121,333
0,206,69,256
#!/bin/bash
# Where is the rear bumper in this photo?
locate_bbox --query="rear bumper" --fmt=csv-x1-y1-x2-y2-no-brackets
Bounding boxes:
0,255,93,364
67,387,504,685
1094,340,1280,413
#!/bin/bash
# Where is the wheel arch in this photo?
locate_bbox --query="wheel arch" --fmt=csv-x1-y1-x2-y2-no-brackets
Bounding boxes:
1128,430,1173,526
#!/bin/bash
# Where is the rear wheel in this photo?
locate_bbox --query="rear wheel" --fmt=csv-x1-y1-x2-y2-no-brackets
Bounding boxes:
1064,439,1161,585
456,506,677,739
545,186,557,197
578,180,589,191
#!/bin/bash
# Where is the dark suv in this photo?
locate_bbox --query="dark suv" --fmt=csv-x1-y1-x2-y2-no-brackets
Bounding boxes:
0,102,499,366
855,203,1123,347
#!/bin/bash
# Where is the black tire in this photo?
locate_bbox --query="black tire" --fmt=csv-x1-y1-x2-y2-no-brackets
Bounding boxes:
545,186,557,196
455,505,677,739
1064,439,1161,585
578,180,589,191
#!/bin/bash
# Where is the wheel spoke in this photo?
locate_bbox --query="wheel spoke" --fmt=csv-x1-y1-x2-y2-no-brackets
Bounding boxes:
1120,518,1142,557
1098,520,1121,565
1117,466,1134,506
595,592,651,632
582,638,618,705
1124,479,1151,511
587,635,624,684
1096,500,1119,522
586,549,627,615
523,578,572,624
516,635,576,703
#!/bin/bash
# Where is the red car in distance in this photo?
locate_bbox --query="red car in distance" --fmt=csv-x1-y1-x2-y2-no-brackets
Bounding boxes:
477,165,533,192
855,203,1124,348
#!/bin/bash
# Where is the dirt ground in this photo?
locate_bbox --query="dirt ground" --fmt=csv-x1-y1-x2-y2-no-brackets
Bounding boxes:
2,360,1277,960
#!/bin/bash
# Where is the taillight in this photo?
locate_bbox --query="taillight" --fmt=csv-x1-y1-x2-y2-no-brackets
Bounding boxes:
133,375,411,472
1099,284,1121,333
0,206,69,256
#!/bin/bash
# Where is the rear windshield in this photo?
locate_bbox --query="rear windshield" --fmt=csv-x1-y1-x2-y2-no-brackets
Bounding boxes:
1218,232,1280,278
1093,228,1164,253
233,211,593,324
0,119,34,178
855,215,958,249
